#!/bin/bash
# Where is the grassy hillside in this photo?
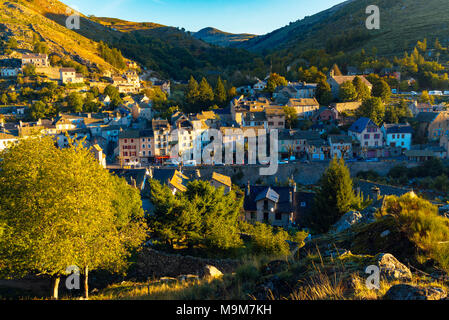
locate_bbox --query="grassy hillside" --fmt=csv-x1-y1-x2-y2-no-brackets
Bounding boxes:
9,0,261,80
193,27,257,47
239,0,449,57
0,0,118,71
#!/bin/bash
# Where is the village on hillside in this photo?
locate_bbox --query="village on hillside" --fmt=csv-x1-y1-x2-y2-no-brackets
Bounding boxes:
3,0,449,303
2,50,449,229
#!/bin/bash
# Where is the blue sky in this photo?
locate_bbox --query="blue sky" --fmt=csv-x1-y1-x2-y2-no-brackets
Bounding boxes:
62,0,346,35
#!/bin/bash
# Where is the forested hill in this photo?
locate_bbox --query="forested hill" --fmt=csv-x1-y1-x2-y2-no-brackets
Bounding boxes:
7,0,260,80
193,27,257,47
237,0,449,58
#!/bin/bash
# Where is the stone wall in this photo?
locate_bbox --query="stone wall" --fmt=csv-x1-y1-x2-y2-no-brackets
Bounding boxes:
130,249,240,280
182,161,419,186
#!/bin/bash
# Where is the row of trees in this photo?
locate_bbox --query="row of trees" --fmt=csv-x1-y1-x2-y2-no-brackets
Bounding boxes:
184,76,235,113
98,41,126,70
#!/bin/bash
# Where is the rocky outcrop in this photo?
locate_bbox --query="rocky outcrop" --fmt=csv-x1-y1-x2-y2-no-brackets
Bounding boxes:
331,211,363,233
376,253,412,281
203,265,223,279
330,209,377,234
384,284,447,300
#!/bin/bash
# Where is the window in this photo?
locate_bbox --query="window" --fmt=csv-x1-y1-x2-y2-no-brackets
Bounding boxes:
263,212,269,222
250,212,256,220
301,202,306,207
374,134,380,139
263,200,269,210
142,145,145,149
364,134,370,139
275,212,282,220
142,151,146,156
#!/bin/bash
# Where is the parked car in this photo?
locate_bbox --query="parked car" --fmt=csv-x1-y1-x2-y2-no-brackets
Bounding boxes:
184,160,197,167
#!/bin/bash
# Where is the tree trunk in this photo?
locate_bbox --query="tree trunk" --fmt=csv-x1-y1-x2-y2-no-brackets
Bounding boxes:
52,276,60,300
84,266,89,300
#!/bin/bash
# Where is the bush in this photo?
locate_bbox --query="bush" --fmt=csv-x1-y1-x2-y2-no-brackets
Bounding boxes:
244,222,290,257
380,193,449,272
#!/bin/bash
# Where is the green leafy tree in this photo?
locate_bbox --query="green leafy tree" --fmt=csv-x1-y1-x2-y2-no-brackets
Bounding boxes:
33,41,48,54
0,93,7,105
339,81,357,102
148,180,243,251
29,101,47,120
419,90,434,104
198,77,214,107
316,79,333,105
266,73,288,93
23,64,36,76
372,80,391,102
185,76,200,106
358,97,385,126
67,92,84,113
6,38,18,50
352,76,371,101
0,137,147,299
228,86,237,99
283,105,298,129
310,158,356,233
214,77,227,106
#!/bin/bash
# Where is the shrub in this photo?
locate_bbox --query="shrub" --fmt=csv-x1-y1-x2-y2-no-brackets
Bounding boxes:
244,222,290,257
380,193,449,272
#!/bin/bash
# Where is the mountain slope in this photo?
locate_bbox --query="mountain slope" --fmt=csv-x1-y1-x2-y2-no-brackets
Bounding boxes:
193,27,256,47
238,0,449,57
0,0,119,71
12,0,260,80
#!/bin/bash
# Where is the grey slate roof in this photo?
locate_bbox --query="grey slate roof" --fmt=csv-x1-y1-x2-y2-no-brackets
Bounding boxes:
415,112,439,123
254,187,280,203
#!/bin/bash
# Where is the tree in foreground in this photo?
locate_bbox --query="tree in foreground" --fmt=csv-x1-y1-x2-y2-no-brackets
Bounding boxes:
0,136,147,299
310,158,356,233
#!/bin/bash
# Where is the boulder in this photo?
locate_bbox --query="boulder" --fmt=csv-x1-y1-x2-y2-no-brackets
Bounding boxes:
203,265,223,279
384,284,447,300
331,211,363,233
376,253,412,281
